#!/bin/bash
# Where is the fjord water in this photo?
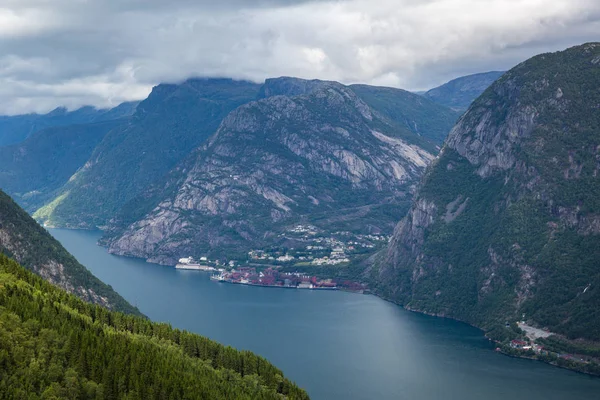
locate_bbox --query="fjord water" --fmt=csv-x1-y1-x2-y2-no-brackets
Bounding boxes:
50,228,600,400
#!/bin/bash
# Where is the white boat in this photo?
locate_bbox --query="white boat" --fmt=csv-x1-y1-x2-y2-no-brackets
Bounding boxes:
175,263,215,271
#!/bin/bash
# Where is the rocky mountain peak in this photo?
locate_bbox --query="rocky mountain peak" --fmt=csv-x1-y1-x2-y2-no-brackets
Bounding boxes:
259,76,339,98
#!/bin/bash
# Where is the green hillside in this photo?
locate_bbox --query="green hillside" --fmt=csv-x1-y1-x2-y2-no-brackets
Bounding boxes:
0,119,123,211
35,79,261,229
0,190,138,315
374,43,600,344
0,254,308,399
350,84,460,145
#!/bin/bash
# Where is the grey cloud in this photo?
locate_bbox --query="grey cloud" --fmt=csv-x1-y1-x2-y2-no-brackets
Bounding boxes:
0,0,599,114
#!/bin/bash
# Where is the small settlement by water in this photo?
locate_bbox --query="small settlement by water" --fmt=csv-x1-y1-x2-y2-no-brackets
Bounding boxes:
211,267,338,290
176,257,368,292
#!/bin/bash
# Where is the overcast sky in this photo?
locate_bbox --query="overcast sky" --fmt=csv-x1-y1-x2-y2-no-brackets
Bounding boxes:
1,0,599,114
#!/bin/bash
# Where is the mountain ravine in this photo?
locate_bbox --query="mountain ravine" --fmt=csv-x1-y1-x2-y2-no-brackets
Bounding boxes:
104,83,438,264
371,43,600,343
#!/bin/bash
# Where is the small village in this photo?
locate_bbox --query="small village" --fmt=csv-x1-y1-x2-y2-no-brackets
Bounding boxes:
499,322,598,369
210,267,340,290
175,225,381,293
247,224,390,267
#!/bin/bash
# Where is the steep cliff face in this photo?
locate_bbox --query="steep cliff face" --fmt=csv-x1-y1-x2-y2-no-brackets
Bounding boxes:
0,190,139,315
35,79,261,228
105,84,437,264
374,43,600,341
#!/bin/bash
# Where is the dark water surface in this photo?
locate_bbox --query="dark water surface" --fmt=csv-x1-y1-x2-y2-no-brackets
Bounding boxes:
50,228,600,400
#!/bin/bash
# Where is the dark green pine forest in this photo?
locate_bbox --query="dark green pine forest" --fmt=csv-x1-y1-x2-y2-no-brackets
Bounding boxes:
0,254,308,400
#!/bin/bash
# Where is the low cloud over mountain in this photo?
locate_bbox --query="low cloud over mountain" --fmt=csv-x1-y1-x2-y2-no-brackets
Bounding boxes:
1,0,599,114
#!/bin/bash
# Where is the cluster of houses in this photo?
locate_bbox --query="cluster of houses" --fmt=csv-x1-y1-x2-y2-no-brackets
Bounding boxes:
212,267,338,289
311,246,351,265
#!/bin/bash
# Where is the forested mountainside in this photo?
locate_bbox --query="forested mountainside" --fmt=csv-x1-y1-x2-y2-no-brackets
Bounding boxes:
0,102,138,147
0,254,308,399
103,82,441,264
372,43,600,343
0,119,124,211
0,190,138,315
34,78,262,229
423,71,504,111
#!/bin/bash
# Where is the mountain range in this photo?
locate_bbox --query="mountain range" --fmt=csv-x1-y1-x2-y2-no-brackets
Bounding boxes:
16,77,459,264
0,119,126,211
34,79,264,228
0,102,138,147
103,80,447,264
0,41,599,379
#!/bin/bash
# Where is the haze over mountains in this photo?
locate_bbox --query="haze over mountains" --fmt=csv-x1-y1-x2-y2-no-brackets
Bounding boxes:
0,102,138,147
0,71,495,231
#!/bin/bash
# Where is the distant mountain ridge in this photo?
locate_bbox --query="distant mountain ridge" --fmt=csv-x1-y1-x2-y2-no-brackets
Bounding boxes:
0,101,138,146
423,71,505,111
0,119,125,211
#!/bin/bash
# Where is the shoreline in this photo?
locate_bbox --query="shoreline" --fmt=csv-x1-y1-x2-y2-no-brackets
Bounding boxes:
374,293,600,378
47,227,600,379
210,277,339,290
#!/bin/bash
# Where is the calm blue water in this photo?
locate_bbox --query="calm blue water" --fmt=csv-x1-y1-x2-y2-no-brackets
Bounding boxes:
50,228,600,400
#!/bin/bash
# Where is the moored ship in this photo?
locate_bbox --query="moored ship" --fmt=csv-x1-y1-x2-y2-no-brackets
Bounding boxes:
176,257,216,271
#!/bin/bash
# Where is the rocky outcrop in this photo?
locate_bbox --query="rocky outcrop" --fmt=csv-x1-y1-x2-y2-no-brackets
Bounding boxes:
259,77,335,98
105,84,438,264
374,43,600,342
